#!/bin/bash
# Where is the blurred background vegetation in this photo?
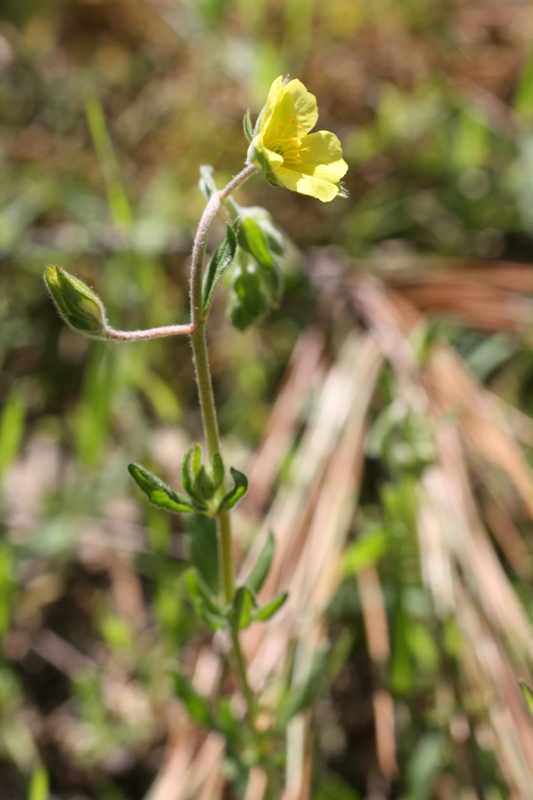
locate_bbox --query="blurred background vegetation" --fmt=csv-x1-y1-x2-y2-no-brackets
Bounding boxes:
3,0,533,798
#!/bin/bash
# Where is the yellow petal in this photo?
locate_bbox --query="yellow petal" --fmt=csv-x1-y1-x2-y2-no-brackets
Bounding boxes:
274,167,341,202
297,131,348,182
263,79,318,144
258,76,284,132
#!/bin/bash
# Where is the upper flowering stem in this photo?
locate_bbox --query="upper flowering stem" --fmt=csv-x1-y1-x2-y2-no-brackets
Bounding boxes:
247,76,348,202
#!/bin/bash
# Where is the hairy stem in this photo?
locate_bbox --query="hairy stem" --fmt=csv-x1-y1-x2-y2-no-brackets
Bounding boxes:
106,322,193,341
188,162,256,655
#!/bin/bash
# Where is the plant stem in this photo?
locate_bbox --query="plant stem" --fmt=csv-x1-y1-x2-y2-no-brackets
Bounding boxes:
231,628,256,724
187,162,274,791
106,322,193,341
188,163,255,605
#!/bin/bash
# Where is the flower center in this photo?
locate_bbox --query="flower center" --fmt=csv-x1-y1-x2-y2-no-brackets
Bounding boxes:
268,118,311,166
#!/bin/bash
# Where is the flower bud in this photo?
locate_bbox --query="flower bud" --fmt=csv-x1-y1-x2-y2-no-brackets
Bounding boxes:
44,265,108,339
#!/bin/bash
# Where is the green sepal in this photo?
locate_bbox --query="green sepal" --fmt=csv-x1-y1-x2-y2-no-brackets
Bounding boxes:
238,217,274,268
128,463,196,514
246,530,275,595
218,467,248,511
44,265,108,339
199,164,217,200
230,586,257,630
171,666,214,727
519,679,533,719
184,569,225,630
243,109,253,143
253,591,288,622
201,222,238,318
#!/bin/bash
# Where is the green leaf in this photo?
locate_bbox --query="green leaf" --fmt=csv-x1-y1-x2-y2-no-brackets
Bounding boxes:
184,514,219,596
238,217,274,268
184,570,225,630
253,592,288,622
212,452,224,490
182,446,209,509
218,467,248,511
192,443,202,476
128,463,196,513
28,767,49,800
246,530,275,595
230,586,257,630
277,647,328,726
519,679,533,718
243,109,253,142
228,264,268,330
201,222,238,317
171,667,213,727
194,465,216,501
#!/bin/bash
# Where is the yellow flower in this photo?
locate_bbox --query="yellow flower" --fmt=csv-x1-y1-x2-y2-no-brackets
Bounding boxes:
247,76,348,203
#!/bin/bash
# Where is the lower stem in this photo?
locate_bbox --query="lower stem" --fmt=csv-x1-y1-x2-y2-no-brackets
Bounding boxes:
189,322,236,603
231,628,256,725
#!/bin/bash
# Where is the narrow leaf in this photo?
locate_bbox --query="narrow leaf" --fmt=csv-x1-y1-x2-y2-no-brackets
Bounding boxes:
184,570,225,630
253,592,288,622
201,222,238,317
246,530,275,595
212,452,224,490
171,667,213,727
192,443,202,476
231,586,257,630
194,465,216,501
218,467,248,511
128,463,195,514
238,217,274,268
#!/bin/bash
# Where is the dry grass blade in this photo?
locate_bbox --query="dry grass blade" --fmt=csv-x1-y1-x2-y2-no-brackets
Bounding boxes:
347,270,533,793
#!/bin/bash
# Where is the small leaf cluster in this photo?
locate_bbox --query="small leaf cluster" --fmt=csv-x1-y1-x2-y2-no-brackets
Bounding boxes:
184,530,287,632
128,444,247,517
228,211,284,331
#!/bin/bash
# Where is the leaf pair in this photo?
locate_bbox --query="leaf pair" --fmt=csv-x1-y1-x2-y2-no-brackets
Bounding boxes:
171,667,247,745
230,585,288,630
231,530,287,629
129,446,248,517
